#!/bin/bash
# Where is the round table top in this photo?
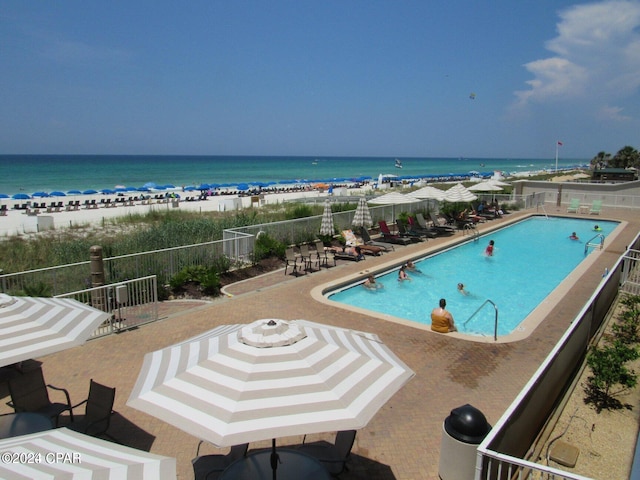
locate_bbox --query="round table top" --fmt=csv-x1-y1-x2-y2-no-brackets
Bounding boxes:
219,448,331,480
0,412,54,439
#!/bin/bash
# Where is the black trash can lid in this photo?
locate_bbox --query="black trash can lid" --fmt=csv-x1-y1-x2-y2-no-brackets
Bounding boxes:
444,404,491,444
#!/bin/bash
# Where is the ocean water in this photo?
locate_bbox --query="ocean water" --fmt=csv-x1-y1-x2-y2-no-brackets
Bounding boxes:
0,155,587,196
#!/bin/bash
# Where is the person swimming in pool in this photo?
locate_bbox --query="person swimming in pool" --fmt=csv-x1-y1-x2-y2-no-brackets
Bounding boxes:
457,283,468,296
485,240,495,256
363,274,383,290
593,225,602,231
569,232,579,240
405,260,422,273
431,298,457,333
398,265,411,281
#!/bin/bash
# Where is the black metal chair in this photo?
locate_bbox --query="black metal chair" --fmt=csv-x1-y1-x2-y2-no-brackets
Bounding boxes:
67,379,116,439
192,442,249,480
7,367,73,427
298,430,357,476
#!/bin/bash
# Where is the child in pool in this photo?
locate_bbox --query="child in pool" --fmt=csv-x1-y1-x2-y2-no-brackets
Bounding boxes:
398,265,411,281
485,240,495,256
593,225,602,231
569,232,579,240
457,283,468,296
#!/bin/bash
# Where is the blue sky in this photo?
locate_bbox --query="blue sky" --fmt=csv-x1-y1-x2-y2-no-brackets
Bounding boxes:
1,1,639,159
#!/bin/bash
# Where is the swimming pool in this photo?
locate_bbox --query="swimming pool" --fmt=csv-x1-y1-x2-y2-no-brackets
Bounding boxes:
326,217,619,338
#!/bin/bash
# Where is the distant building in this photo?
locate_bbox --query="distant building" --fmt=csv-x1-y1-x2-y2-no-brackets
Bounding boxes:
591,168,637,183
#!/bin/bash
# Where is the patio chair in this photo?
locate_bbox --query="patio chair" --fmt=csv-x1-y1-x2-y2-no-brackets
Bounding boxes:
298,430,357,476
67,379,116,439
284,247,304,275
567,198,580,213
192,442,249,480
406,216,438,238
358,228,394,251
589,199,602,215
7,367,73,427
378,221,412,245
299,244,318,271
314,241,336,268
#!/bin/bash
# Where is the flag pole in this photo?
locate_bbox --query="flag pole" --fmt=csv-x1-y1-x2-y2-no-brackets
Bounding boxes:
555,141,559,173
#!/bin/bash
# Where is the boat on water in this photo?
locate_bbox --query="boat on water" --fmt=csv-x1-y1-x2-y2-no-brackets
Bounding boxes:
394,159,403,169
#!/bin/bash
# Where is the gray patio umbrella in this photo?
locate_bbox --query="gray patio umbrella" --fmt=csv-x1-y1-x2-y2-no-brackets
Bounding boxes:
406,186,446,201
128,318,414,479
352,197,373,229
0,428,176,479
0,294,110,368
319,199,334,236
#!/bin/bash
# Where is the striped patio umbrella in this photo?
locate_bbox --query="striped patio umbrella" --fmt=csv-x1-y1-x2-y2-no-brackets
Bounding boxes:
352,197,373,229
0,428,176,479
0,294,110,368
443,183,478,203
128,318,414,476
407,185,446,201
319,199,334,235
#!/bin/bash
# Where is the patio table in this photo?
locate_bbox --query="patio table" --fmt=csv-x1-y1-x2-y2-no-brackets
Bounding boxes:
0,413,53,439
219,448,331,480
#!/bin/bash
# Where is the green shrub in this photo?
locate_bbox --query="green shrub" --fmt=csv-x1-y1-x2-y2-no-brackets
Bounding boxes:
252,233,286,263
285,204,314,219
169,265,221,296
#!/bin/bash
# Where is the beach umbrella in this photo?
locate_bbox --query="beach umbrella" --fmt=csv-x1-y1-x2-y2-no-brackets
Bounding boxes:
407,186,446,201
67,190,82,195
320,200,334,236
368,192,418,205
0,428,176,479
100,188,115,195
31,192,49,198
197,183,210,190
12,193,30,200
136,187,150,192
162,184,176,189
128,318,414,478
443,183,478,203
352,197,373,229
49,191,67,197
0,194,10,199
0,293,110,368
236,183,250,191
467,181,503,192
82,189,97,195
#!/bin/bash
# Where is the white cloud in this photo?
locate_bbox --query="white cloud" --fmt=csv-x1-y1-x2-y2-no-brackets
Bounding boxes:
598,105,632,121
514,1,640,108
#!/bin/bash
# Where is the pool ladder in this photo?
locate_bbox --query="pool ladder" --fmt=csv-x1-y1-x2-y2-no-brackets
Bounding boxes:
584,233,605,254
462,223,480,240
463,299,499,341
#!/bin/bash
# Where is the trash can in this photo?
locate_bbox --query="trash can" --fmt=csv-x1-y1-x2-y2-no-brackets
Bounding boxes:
438,404,491,480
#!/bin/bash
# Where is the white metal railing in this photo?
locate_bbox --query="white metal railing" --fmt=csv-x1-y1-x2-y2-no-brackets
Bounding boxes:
621,249,640,296
56,276,158,338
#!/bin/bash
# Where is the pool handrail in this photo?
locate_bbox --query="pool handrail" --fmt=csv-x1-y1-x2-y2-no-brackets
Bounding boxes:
463,299,499,341
584,233,605,254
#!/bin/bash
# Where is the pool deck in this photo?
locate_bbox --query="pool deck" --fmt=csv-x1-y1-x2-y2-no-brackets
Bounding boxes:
1,206,638,479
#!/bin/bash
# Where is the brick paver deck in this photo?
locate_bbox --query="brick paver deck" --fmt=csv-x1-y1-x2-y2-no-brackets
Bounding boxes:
1,207,638,479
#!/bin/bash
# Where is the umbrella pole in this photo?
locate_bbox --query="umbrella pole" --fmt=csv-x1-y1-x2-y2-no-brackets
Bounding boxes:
270,438,279,480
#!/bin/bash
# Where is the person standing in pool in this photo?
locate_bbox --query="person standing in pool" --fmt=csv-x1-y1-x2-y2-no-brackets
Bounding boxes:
431,298,457,333
569,232,579,240
398,265,411,281
485,240,495,256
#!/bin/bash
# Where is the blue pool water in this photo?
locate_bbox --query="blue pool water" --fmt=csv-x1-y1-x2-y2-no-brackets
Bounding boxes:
327,217,619,337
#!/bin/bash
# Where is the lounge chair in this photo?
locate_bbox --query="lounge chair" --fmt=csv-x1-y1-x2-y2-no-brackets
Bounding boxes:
7,367,73,426
341,230,384,256
407,216,438,238
192,442,249,480
358,228,394,251
378,221,412,245
422,213,455,235
297,430,356,476
67,379,116,439
331,246,365,262
567,198,580,213
589,199,602,215
395,220,426,242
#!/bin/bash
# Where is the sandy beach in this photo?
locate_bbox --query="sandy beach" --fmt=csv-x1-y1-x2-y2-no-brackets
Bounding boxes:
0,188,341,238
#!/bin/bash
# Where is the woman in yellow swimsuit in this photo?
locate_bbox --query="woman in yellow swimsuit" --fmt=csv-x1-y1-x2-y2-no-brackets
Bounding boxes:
431,298,457,333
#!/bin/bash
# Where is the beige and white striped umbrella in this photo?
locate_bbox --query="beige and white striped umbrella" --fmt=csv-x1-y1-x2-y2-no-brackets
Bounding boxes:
319,200,334,236
0,294,110,368
0,428,176,479
127,318,414,448
352,197,373,229
443,183,478,202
